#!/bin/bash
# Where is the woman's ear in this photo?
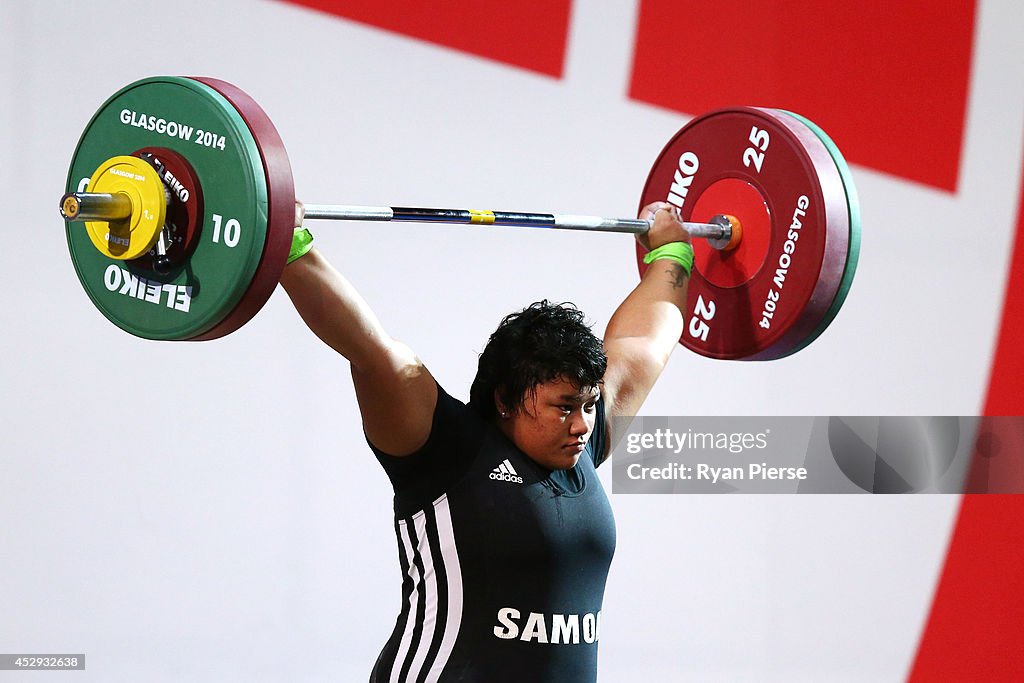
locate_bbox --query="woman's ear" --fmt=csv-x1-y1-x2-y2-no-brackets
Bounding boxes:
494,388,510,418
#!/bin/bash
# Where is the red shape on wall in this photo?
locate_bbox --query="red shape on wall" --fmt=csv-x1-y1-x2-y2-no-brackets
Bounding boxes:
909,145,1024,681
908,497,1024,681
629,1,976,192
281,0,572,78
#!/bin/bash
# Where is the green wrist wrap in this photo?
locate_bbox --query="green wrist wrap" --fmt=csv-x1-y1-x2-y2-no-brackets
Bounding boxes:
287,227,314,264
642,241,694,276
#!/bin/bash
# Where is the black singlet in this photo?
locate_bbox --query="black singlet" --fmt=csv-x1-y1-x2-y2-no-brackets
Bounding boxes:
368,385,616,683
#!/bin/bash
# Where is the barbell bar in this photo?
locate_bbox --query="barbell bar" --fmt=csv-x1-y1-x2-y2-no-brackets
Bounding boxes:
60,76,859,356
61,191,739,242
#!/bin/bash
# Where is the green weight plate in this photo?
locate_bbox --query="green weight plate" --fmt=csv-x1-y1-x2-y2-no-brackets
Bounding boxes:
65,77,270,340
775,110,861,357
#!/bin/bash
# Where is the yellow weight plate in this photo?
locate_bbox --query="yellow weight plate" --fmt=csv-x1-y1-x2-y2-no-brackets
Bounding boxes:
84,155,166,260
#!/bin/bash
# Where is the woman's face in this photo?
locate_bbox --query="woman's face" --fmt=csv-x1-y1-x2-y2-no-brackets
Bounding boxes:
498,377,600,470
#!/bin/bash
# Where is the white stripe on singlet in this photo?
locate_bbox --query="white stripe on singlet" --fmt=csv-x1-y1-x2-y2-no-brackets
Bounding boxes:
424,495,463,682
403,511,438,682
391,520,422,683
390,496,464,683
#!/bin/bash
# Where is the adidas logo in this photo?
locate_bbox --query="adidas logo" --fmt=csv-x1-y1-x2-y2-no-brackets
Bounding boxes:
489,459,524,484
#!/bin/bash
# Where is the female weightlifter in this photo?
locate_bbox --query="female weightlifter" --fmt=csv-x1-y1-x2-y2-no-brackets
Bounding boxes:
279,202,692,682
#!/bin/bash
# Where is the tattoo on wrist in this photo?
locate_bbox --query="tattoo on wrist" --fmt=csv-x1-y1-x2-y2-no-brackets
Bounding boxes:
665,263,688,289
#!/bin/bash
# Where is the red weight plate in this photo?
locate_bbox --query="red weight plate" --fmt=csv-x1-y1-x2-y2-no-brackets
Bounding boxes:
133,147,204,272
637,107,849,360
188,77,296,342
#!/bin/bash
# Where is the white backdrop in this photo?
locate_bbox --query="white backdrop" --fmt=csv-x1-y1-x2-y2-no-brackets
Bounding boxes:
2,1,1023,680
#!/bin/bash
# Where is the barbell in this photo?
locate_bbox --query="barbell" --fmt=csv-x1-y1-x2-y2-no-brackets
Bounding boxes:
60,76,860,359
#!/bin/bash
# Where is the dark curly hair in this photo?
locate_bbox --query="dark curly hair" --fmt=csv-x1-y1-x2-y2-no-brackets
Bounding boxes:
469,301,607,420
